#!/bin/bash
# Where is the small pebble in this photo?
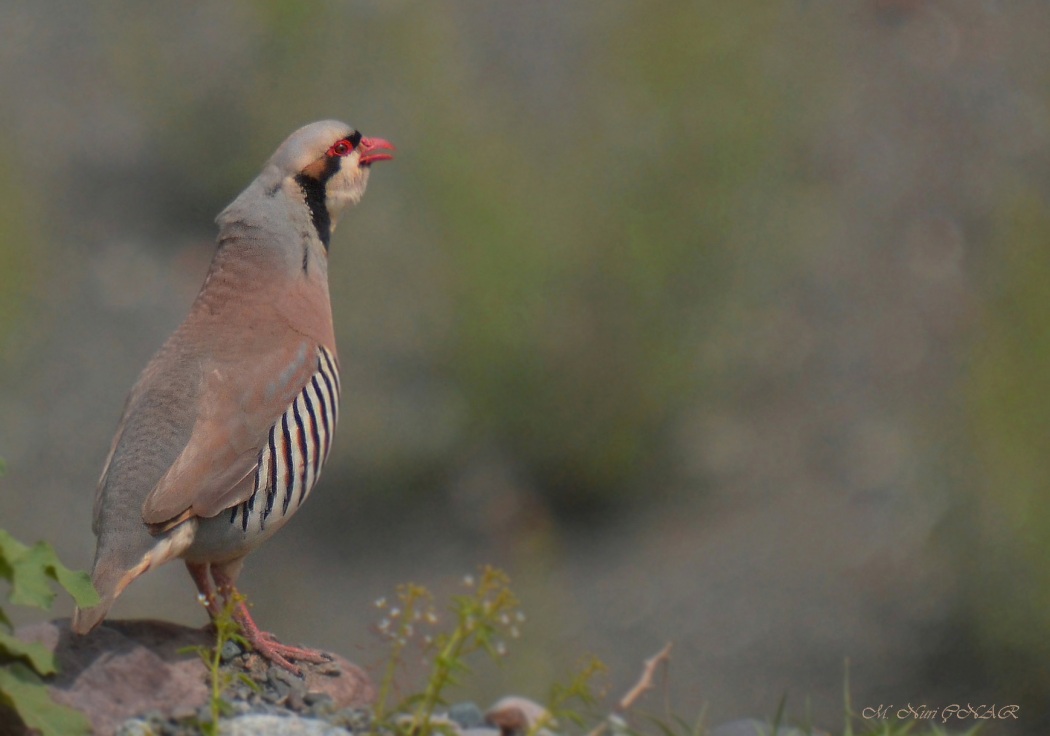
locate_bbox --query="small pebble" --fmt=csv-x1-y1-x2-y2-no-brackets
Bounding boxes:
220,640,243,663
304,691,334,707
115,720,153,736
272,678,293,700
450,701,486,729
269,665,300,686
486,696,553,735
287,689,306,712
328,706,372,732
306,694,337,717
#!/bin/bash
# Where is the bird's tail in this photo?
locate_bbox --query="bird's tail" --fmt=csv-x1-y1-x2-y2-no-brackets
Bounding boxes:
71,522,196,634
71,558,146,634
71,596,113,634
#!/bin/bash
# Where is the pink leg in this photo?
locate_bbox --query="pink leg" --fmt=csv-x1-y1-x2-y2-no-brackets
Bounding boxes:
186,561,222,619
209,565,330,676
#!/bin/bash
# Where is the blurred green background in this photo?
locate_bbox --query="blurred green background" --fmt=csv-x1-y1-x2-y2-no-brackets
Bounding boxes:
1,1,1048,733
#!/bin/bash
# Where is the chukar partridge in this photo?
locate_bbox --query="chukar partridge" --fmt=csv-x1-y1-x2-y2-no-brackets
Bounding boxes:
72,120,394,673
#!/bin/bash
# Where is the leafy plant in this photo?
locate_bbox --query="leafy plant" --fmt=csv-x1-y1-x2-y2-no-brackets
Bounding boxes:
0,527,100,736
527,654,607,736
372,581,437,724
373,565,524,736
181,591,257,735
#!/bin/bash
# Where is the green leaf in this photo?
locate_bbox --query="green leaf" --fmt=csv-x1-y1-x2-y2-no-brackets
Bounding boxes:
0,532,99,610
0,530,29,585
236,672,262,693
49,566,99,609
0,630,57,675
0,605,11,632
0,662,92,736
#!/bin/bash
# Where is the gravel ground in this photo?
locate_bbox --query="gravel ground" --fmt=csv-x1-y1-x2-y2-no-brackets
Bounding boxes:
111,640,818,736
115,640,377,736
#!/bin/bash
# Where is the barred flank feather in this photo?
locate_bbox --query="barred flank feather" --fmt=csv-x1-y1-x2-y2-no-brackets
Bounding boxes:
230,346,339,532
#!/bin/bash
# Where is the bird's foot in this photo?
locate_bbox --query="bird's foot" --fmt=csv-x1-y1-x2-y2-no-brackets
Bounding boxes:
206,566,330,675
244,630,331,675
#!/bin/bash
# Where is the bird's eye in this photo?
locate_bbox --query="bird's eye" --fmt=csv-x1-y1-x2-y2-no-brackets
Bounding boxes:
328,139,353,157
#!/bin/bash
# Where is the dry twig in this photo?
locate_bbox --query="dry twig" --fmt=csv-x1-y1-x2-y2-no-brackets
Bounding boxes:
618,642,673,711
588,642,673,736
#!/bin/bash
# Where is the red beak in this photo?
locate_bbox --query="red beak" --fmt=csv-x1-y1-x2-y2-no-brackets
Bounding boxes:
358,136,395,166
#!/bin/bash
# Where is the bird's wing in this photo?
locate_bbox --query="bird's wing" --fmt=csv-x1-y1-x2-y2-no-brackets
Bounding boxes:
140,338,320,526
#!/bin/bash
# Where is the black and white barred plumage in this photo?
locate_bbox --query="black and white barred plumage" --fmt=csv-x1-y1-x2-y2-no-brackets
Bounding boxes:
230,346,340,533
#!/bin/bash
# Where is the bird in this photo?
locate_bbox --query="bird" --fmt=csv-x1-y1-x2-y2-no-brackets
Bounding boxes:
71,120,394,673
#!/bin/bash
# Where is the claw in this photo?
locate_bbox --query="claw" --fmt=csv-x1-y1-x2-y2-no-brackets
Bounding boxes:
247,633,331,675
203,566,331,675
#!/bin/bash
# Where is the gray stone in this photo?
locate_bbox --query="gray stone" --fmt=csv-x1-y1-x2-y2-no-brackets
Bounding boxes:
304,692,334,708
449,701,486,729
219,714,351,735
114,721,156,736
220,640,244,663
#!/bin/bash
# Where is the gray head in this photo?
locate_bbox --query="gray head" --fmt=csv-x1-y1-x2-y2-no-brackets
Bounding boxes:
219,120,394,248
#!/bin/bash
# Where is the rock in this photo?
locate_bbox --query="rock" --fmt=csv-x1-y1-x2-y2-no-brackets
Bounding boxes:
0,618,210,736
0,619,375,736
220,639,243,663
113,721,155,736
485,696,553,736
449,701,486,729
219,714,351,735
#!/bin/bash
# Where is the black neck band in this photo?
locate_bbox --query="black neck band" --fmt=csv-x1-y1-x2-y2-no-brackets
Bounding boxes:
295,173,331,249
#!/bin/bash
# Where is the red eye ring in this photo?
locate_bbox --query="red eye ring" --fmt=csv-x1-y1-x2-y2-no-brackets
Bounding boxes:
328,139,353,157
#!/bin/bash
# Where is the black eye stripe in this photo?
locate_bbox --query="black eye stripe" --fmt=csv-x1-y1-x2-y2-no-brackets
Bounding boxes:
295,130,362,249
329,131,360,157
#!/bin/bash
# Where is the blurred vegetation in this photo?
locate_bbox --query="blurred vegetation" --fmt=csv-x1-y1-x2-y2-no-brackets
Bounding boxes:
966,189,1050,704
370,4,835,513
436,7,762,510
0,524,99,735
